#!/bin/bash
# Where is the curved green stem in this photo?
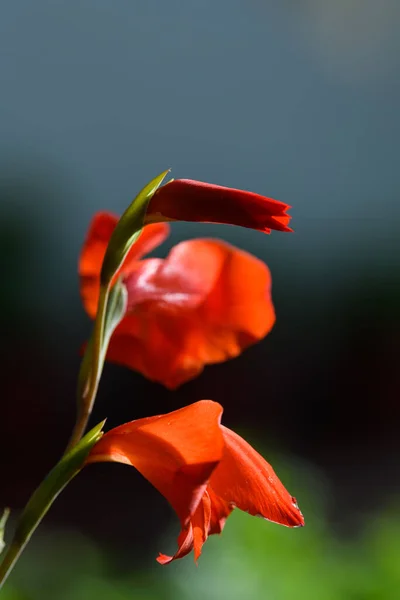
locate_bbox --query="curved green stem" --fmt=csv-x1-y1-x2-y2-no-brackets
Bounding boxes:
64,284,110,453
85,284,109,404
0,541,24,588
0,422,104,590
0,218,131,587
0,284,115,588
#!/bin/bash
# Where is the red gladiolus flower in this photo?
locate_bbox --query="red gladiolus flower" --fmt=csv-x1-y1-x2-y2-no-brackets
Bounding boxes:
146,179,292,233
86,400,304,563
79,213,276,388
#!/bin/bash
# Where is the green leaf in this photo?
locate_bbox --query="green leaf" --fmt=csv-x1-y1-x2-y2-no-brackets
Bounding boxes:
100,170,170,285
0,508,10,555
13,421,105,545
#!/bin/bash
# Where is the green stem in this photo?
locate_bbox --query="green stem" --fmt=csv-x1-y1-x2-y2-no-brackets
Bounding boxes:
0,422,104,590
0,542,24,588
0,251,126,588
64,284,110,453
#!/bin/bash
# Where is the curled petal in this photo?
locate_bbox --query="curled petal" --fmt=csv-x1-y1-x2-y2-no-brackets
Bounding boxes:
146,179,292,233
157,522,194,565
157,490,213,565
87,400,225,524
157,425,301,565
209,425,304,527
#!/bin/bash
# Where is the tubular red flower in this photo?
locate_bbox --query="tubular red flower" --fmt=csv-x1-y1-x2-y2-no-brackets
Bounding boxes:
86,400,304,564
146,179,292,233
79,212,276,388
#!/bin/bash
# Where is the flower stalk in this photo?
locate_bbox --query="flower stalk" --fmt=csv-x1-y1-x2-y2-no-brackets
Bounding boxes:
0,422,105,589
0,170,300,587
65,284,110,453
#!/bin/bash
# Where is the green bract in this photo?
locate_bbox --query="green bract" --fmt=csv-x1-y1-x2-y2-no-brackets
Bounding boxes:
100,170,170,285
77,278,128,403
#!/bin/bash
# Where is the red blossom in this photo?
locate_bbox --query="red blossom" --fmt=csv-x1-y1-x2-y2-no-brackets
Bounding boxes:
86,400,304,563
79,212,276,388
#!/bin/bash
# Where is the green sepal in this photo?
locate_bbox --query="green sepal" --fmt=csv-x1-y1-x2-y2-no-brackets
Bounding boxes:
101,277,129,360
100,169,170,285
77,278,128,402
0,509,10,555
13,421,105,545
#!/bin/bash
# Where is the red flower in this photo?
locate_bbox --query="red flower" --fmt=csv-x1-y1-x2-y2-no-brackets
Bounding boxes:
79,213,276,388
86,400,304,563
146,179,292,233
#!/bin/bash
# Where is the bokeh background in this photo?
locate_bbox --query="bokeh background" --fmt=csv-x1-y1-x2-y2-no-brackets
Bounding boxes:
1,1,399,598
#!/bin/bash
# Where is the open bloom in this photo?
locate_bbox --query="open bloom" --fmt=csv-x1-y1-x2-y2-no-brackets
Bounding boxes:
146,179,292,233
87,400,304,563
79,213,276,388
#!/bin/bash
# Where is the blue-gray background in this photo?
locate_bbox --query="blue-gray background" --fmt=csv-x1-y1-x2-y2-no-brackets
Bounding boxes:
1,1,399,598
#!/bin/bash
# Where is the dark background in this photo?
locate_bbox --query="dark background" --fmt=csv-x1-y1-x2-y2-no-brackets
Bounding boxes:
1,1,399,598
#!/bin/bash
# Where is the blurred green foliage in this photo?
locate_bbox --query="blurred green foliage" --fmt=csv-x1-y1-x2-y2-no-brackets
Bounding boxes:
2,461,399,600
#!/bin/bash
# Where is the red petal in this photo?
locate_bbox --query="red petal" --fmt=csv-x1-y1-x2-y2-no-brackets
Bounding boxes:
79,213,119,279
209,425,304,527
157,491,212,565
123,238,225,310
157,522,194,565
79,212,169,317
107,239,275,388
206,485,232,534
146,179,292,233
87,400,224,525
